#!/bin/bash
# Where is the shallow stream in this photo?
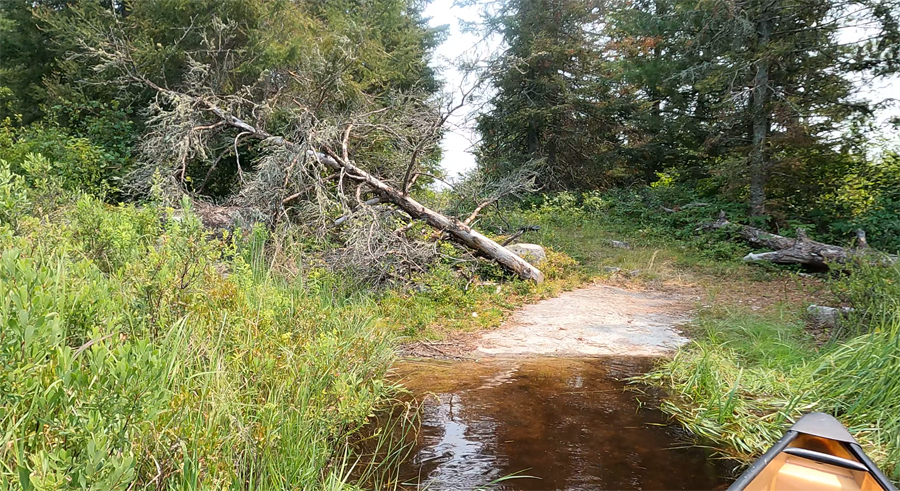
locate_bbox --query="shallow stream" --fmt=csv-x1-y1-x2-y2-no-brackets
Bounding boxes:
392,358,728,490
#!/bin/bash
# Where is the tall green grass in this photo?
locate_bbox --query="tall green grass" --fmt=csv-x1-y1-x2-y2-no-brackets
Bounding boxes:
643,264,900,482
0,194,404,490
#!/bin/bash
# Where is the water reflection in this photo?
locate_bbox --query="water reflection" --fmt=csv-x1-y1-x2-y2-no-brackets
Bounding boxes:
394,358,726,491
408,393,504,489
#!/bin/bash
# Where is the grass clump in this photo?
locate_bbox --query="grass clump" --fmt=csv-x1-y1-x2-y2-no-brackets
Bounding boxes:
643,261,900,482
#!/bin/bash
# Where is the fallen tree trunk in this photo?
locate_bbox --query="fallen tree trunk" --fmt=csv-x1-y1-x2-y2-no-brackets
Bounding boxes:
702,212,897,268
313,149,545,283
144,84,544,282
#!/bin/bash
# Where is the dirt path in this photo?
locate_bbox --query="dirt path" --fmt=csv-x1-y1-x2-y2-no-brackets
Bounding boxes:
471,284,694,357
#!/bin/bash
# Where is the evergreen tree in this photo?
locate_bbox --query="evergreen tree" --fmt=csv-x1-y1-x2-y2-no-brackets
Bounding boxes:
0,0,442,197
606,0,900,217
476,0,636,190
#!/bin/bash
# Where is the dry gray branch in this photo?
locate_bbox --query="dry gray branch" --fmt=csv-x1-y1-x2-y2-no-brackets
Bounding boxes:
69,20,545,282
703,212,898,268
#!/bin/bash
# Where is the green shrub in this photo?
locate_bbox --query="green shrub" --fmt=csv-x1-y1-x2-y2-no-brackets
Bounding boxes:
815,151,900,252
0,122,120,196
0,249,173,491
0,160,29,230
70,195,160,274
0,195,400,489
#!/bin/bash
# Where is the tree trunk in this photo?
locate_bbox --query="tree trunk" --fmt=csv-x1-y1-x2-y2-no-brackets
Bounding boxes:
185,94,546,283
749,6,772,217
312,152,545,283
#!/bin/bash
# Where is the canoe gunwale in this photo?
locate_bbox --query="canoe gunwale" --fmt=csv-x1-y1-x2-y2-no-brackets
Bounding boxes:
848,442,897,491
725,412,898,491
725,430,798,491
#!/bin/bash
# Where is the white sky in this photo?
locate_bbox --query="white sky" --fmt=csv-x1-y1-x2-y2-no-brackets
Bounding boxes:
423,0,484,178
423,0,900,178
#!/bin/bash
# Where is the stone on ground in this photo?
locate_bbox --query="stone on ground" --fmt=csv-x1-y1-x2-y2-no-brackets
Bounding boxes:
506,243,547,265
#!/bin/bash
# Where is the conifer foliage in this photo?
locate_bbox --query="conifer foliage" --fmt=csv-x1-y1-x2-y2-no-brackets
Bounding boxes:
476,0,900,220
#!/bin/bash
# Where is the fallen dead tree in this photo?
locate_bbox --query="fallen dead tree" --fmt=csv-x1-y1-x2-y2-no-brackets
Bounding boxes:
131,79,544,283
702,212,898,268
311,149,545,283
73,21,545,283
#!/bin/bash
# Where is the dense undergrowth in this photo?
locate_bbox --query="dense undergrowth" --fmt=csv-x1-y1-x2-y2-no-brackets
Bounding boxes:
4,150,900,488
0,174,406,489
0,153,591,489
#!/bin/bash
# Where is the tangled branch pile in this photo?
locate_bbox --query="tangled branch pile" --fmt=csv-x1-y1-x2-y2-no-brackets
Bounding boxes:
61,6,543,283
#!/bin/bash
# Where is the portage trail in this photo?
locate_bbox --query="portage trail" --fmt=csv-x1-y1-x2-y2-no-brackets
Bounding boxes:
473,284,693,357
403,283,699,359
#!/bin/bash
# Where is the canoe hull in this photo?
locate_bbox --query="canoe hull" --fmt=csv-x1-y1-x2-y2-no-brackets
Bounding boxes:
727,413,896,491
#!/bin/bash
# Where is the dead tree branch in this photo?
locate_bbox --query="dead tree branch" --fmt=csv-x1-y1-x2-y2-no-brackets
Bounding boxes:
138,84,544,282
702,212,898,268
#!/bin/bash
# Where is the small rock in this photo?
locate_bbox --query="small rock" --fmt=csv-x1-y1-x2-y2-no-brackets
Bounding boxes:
628,269,642,277
603,266,621,274
807,304,854,329
609,240,631,249
506,243,547,265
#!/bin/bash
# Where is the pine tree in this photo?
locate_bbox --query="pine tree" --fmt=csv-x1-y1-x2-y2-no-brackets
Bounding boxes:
476,0,636,190
606,0,900,216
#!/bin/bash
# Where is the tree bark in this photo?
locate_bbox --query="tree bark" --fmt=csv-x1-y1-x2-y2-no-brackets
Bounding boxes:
314,150,545,283
749,4,773,217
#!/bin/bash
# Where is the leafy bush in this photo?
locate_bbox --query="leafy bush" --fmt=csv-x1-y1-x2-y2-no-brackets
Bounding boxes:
0,249,173,491
0,160,29,230
827,151,900,253
0,122,120,196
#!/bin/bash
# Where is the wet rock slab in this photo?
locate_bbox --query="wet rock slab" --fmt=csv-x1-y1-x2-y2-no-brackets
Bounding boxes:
474,285,692,357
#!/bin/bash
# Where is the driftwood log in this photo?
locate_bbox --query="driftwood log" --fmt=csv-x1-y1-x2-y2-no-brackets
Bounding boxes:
139,80,544,283
703,212,897,268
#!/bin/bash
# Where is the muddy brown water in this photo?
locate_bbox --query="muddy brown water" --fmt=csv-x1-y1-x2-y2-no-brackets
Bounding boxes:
391,358,729,491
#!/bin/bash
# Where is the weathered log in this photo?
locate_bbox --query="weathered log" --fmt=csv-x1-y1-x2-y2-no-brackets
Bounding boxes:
313,149,545,283
145,86,544,282
702,211,796,250
741,228,856,267
702,212,897,268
